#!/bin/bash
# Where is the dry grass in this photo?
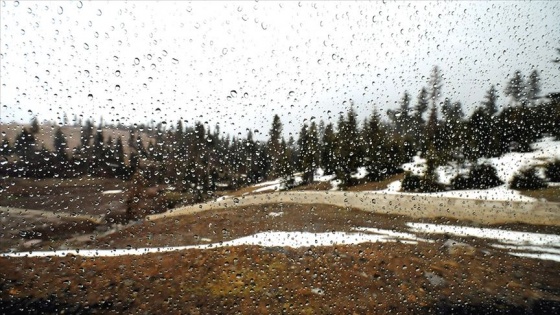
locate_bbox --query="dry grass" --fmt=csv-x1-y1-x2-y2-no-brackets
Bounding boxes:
2,192,560,313
1,235,558,313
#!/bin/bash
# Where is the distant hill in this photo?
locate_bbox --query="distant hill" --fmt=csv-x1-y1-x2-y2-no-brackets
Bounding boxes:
0,123,154,156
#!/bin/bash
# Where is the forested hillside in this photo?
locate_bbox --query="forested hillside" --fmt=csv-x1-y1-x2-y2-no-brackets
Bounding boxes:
2,66,559,200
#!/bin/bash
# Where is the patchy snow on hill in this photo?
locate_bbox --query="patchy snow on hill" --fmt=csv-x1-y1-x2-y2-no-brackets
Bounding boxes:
351,167,368,179
402,156,427,176
480,137,560,183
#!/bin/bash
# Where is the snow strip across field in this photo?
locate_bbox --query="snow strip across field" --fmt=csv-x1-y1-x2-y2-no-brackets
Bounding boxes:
3,224,559,262
1,229,427,258
407,222,560,262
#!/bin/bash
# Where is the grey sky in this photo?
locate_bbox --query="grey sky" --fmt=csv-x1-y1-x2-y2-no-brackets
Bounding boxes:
1,1,559,140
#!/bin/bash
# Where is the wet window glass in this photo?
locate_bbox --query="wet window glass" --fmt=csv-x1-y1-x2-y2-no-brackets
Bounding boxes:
1,1,559,313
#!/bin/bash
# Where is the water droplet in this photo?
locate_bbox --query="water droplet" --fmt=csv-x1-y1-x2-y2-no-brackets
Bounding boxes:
88,94,93,100
57,6,63,15
21,29,25,35
230,90,237,98
83,43,89,50
222,48,228,55
155,108,161,112
115,70,121,77
115,85,120,91
261,22,268,30
172,58,179,64
162,50,168,56
134,58,140,65
113,56,119,61
147,54,152,60
288,91,295,97
77,1,83,9
96,9,102,16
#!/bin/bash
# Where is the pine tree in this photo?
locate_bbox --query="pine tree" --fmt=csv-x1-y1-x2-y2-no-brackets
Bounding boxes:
320,123,337,175
334,107,361,188
30,116,40,134
505,70,526,106
526,70,541,105
14,128,36,160
53,127,68,162
114,136,128,179
298,121,319,183
278,138,295,189
429,66,443,109
266,114,283,178
363,109,387,180
413,88,430,152
440,99,465,162
388,92,413,137
482,85,499,115
1,137,12,156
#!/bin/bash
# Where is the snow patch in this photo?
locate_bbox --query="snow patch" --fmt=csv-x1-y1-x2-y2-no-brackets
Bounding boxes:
351,167,368,179
1,229,427,258
101,190,123,194
407,222,560,262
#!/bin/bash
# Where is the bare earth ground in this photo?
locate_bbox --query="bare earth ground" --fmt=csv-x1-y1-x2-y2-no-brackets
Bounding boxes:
1,177,560,313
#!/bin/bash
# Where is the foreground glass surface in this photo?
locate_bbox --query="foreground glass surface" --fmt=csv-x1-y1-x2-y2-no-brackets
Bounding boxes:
1,1,559,313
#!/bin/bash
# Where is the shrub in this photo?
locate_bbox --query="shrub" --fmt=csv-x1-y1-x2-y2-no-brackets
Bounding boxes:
401,172,422,192
401,171,445,193
509,167,548,190
545,159,560,182
450,164,503,190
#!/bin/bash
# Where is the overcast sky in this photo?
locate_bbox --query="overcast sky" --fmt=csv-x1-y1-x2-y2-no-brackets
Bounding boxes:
1,1,559,140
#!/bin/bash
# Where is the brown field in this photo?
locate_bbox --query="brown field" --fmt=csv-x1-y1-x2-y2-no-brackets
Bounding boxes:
1,173,560,313
1,203,559,314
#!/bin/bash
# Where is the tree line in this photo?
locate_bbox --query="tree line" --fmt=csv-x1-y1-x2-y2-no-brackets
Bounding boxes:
1,66,559,198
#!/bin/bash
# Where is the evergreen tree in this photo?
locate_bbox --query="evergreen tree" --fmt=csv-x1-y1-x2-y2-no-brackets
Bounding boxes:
526,70,541,105
278,138,295,188
440,99,465,162
482,85,499,115
413,88,430,152
388,92,413,137
425,102,440,161
53,126,68,162
429,66,443,109
505,70,526,106
334,107,361,188
1,137,12,156
320,123,337,175
298,121,319,183
30,116,40,134
266,114,283,178
363,109,387,180
14,128,36,159
114,136,128,179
